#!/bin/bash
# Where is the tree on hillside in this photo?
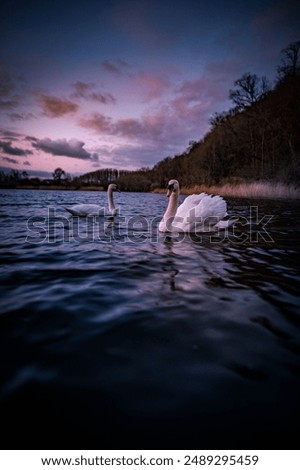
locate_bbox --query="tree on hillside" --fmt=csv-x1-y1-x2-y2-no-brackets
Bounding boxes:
277,40,300,82
229,73,270,110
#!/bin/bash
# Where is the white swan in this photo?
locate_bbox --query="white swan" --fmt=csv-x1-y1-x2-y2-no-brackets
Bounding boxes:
159,179,234,232
65,183,120,217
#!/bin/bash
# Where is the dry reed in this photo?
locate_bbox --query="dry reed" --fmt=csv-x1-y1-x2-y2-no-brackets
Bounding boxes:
154,182,300,199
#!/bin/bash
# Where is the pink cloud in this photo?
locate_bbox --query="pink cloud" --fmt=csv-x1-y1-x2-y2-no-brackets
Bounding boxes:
132,72,171,99
114,105,195,147
37,94,78,118
114,118,145,138
78,112,112,133
177,75,227,103
77,108,171,144
76,98,205,150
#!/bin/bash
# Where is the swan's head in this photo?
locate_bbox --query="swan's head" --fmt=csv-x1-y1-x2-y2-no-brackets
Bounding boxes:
166,179,179,197
108,183,120,192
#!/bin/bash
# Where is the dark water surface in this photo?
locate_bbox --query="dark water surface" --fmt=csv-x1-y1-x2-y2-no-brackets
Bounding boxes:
1,189,300,449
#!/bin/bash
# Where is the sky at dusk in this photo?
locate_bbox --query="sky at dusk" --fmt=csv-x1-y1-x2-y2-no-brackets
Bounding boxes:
0,0,299,178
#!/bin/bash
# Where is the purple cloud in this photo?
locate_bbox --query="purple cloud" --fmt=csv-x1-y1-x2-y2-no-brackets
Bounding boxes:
131,72,171,99
114,118,145,138
8,112,36,122
78,104,194,151
0,140,33,156
78,113,112,133
32,138,92,160
101,59,132,75
1,130,23,139
1,156,18,164
70,81,116,104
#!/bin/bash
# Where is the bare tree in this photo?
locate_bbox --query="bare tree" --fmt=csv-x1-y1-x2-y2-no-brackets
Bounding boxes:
277,40,300,82
229,73,270,109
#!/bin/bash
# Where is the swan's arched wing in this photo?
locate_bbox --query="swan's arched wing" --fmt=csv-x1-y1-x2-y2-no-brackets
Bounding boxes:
196,195,227,219
175,194,227,232
175,193,208,219
193,195,227,230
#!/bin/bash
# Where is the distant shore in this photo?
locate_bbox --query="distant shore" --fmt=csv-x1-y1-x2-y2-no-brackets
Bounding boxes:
1,181,300,199
6,184,104,191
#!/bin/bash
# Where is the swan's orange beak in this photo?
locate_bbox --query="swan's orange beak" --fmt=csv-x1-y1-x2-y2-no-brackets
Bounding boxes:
167,188,172,197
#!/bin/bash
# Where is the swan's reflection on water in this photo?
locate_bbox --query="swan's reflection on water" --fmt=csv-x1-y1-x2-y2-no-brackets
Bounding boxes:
161,235,180,291
158,231,233,295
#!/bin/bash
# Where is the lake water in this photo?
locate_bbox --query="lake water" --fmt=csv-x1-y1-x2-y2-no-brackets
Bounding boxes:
0,189,300,450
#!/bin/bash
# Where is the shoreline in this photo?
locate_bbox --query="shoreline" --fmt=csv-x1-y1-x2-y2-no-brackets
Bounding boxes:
1,185,105,191
1,181,300,199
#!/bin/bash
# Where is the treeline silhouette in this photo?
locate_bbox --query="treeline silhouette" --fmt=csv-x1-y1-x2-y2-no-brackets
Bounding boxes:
1,40,299,192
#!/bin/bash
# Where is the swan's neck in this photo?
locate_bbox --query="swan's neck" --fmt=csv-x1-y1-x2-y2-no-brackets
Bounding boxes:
107,187,115,212
164,191,178,220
